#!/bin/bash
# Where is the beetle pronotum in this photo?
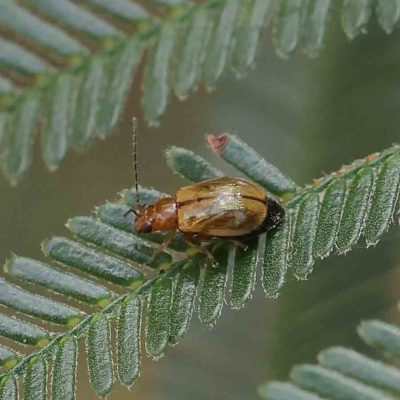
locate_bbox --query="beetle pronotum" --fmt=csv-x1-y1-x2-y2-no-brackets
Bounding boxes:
125,118,285,266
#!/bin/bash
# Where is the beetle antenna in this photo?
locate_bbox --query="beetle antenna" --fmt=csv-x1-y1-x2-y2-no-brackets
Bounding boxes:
132,117,140,208
123,208,138,218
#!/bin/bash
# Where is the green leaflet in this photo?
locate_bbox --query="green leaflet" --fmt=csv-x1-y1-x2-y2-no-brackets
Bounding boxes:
88,0,150,21
0,38,50,76
0,279,81,326
272,0,308,59
0,374,18,400
0,77,12,95
0,112,9,156
318,347,400,394
313,178,347,259
203,0,240,89
231,238,259,308
67,216,172,268
24,0,120,39
0,314,49,347
123,185,163,207
302,0,331,57
365,155,400,246
24,356,47,400
165,146,223,182
98,201,154,235
290,364,391,400
358,320,400,358
259,382,325,400
87,314,114,397
41,73,73,170
117,295,142,386
96,38,142,137
207,133,297,199
174,5,211,99
335,168,374,253
145,276,173,358
70,56,107,149
52,336,78,400
199,244,229,324
42,237,143,286
263,213,292,297
142,23,178,124
3,95,40,185
341,0,373,40
289,192,320,279
376,0,400,34
0,346,17,369
65,71,82,141
151,0,189,6
0,2,86,55
169,261,200,345
232,0,272,77
5,256,111,306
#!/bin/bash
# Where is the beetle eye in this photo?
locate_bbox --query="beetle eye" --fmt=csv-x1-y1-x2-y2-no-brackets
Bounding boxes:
140,221,152,234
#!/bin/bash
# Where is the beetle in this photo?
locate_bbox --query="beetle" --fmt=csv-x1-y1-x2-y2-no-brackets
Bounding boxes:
125,119,285,266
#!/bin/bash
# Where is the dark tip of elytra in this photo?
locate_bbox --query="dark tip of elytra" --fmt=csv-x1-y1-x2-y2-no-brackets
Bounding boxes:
207,133,229,154
267,198,286,226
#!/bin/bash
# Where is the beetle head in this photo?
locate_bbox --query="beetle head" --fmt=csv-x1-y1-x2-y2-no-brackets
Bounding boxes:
133,205,153,234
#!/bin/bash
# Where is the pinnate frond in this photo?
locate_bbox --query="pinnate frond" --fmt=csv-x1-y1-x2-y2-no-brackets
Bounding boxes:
0,134,400,398
259,318,400,400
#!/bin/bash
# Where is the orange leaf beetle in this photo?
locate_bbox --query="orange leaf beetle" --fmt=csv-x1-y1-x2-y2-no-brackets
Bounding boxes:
125,119,285,266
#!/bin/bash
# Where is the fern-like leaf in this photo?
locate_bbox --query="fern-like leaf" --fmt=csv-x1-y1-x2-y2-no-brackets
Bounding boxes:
1,0,400,183
259,318,400,400
0,134,400,399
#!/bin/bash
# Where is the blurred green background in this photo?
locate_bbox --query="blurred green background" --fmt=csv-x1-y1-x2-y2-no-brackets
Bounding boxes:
1,6,400,400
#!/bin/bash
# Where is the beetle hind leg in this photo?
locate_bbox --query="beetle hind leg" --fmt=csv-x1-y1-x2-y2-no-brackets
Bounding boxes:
182,235,219,268
230,240,248,251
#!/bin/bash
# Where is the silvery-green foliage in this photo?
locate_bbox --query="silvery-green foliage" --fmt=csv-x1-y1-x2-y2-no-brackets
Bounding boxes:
1,135,400,399
259,320,400,400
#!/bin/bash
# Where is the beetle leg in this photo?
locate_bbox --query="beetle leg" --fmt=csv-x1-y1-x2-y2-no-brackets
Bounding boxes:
187,235,248,251
149,230,176,263
182,235,219,268
230,240,248,250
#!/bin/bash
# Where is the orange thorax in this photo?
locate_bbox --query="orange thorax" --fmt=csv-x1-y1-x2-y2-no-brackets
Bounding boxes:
141,198,178,232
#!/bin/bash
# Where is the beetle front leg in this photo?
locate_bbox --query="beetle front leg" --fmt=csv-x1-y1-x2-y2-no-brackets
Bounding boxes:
182,235,219,268
149,230,176,264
